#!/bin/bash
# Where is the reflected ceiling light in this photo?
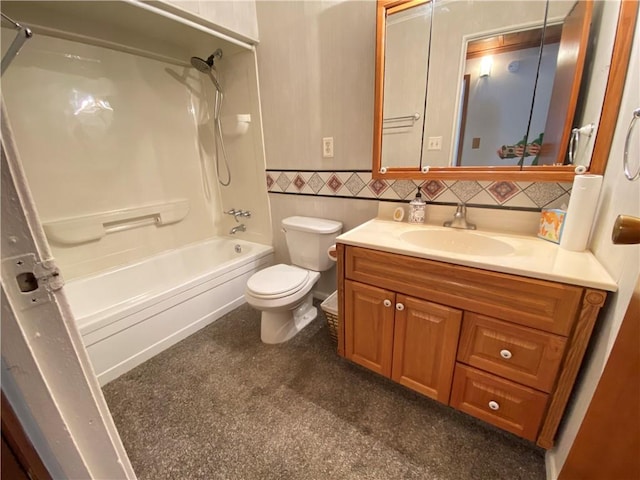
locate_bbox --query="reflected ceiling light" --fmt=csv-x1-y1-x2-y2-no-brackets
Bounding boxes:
479,56,493,78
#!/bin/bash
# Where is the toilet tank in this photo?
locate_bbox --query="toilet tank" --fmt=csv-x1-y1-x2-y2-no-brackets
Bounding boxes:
282,216,343,272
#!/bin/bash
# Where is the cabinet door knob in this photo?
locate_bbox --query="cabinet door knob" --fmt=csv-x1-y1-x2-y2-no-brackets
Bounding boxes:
395,303,405,311
383,299,392,307
500,349,512,359
488,401,500,411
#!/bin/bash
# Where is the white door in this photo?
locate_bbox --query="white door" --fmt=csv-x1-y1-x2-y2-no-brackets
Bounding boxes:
1,104,136,479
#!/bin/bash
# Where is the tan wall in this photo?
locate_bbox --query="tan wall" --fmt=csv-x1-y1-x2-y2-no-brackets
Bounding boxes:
256,0,378,295
256,0,375,172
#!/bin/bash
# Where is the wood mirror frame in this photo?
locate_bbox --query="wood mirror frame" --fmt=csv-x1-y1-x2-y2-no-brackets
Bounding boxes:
372,0,638,182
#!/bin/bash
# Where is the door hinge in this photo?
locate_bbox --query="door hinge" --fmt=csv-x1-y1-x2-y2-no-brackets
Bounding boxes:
2,254,65,310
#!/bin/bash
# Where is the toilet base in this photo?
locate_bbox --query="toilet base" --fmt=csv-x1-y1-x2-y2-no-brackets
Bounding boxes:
260,293,317,344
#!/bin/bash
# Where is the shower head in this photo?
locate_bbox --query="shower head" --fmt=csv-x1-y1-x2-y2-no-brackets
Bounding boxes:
190,48,223,92
190,48,223,70
190,55,213,73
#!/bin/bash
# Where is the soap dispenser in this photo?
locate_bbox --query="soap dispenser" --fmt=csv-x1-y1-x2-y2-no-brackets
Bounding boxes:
408,187,426,224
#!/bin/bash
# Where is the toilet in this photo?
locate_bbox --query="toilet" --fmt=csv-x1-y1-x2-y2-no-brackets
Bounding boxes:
244,216,343,344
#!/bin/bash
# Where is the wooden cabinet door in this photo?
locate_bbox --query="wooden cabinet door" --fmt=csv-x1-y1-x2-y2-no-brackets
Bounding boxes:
391,295,462,403
345,280,395,377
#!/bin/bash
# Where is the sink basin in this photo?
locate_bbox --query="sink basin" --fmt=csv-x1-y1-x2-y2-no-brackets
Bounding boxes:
400,229,516,256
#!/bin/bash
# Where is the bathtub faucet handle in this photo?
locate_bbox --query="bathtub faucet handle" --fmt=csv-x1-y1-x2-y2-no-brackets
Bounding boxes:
224,209,251,223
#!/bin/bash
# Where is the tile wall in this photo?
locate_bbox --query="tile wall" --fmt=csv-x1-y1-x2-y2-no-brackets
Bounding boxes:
266,170,572,210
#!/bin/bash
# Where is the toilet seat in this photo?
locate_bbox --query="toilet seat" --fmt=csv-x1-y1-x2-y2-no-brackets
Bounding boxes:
246,264,310,299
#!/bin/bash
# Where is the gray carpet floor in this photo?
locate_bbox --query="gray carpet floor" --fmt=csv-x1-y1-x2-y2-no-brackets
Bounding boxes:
103,302,546,480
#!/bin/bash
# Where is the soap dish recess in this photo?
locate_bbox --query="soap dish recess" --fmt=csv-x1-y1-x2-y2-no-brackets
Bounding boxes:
221,114,251,137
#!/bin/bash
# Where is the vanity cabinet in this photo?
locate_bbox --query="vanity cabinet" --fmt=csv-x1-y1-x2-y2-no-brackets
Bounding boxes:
336,244,607,448
345,281,461,403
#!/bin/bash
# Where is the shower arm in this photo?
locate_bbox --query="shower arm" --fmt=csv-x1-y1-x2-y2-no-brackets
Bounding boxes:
1,13,33,76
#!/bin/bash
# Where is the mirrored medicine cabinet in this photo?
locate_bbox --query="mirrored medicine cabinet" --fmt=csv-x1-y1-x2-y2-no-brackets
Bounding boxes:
372,0,638,182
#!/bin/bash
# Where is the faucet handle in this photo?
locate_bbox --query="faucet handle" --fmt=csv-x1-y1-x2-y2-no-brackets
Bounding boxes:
224,209,251,222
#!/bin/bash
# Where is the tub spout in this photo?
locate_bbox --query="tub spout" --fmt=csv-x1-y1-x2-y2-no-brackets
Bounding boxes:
230,224,246,234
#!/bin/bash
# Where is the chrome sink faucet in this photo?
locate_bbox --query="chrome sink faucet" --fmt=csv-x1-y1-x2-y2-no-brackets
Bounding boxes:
443,204,476,230
229,224,246,234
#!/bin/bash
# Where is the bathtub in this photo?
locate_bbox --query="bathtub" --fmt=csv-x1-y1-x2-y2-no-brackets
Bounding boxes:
64,238,274,385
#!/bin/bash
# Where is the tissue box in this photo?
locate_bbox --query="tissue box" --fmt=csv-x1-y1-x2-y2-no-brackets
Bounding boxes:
538,209,566,244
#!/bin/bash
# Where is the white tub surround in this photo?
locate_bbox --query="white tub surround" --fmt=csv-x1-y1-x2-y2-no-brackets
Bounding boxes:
65,239,273,385
2,2,272,280
337,217,616,292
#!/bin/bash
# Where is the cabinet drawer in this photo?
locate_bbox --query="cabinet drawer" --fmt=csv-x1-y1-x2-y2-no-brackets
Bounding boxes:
450,364,548,441
345,246,582,335
458,313,567,392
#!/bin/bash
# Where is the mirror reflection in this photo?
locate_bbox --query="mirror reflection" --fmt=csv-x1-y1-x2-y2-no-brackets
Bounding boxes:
456,25,562,167
378,0,591,172
382,2,432,168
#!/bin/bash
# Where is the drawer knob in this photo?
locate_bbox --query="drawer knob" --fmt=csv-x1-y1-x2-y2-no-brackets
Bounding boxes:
383,299,392,308
488,401,500,411
500,349,512,359
396,303,405,311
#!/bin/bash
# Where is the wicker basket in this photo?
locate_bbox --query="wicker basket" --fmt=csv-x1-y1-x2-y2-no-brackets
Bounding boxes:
320,291,339,343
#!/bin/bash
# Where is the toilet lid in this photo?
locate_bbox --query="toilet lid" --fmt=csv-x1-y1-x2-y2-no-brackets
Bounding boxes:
246,264,309,298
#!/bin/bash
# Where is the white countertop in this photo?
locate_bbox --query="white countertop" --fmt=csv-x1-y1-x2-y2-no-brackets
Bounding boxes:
336,218,617,292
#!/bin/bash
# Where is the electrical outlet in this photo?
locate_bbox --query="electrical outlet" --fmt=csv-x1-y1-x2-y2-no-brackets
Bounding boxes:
427,136,442,150
322,137,334,158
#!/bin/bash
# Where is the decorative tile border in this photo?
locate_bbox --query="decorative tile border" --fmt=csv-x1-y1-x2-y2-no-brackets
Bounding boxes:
266,170,572,210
